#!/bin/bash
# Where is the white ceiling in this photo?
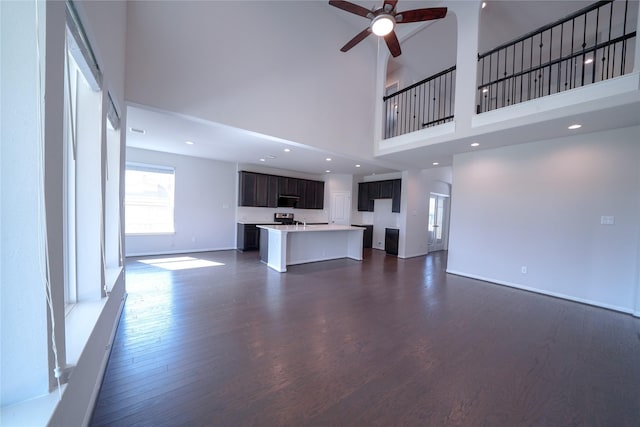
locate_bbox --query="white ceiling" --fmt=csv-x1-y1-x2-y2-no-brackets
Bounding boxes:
125,0,638,175
125,1,452,176
126,105,401,176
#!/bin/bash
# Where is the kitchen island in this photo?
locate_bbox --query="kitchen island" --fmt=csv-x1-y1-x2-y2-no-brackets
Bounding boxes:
257,224,364,272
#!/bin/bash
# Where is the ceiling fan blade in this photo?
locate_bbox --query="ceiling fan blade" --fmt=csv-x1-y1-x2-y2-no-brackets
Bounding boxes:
328,0,372,18
384,30,401,57
396,7,447,23
383,0,398,12
340,27,372,52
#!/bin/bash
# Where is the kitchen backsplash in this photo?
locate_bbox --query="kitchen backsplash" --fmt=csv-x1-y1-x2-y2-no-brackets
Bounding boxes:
237,206,329,224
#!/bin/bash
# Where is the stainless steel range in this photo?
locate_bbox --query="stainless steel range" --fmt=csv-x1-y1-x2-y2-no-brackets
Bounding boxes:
274,212,294,225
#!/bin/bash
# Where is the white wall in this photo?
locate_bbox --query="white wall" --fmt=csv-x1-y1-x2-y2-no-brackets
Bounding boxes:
126,148,237,256
1,0,50,405
448,126,640,314
386,12,458,88
125,1,378,160
372,199,400,250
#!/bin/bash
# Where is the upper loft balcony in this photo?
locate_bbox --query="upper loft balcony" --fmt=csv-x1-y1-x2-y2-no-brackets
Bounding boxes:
375,0,640,165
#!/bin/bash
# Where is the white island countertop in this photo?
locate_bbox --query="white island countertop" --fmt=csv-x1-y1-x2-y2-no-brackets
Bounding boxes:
257,224,364,272
257,224,364,233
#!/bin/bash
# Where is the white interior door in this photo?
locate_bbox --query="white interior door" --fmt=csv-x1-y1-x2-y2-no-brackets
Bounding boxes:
330,191,351,225
428,193,449,251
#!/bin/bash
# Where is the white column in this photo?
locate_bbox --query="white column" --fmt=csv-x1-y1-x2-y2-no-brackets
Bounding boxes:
452,1,482,134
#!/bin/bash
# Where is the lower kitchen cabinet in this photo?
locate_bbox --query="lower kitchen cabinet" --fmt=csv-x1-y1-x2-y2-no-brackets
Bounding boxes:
237,223,260,251
385,228,399,256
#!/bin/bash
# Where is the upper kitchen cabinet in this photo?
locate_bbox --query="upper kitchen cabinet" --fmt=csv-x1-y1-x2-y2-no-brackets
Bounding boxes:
239,171,258,206
357,179,401,213
379,180,393,198
312,180,324,210
238,171,324,209
391,179,401,213
267,175,279,207
357,182,373,212
279,176,298,196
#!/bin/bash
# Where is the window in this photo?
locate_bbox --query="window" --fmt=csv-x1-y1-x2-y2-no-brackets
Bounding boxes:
64,28,103,307
125,163,175,234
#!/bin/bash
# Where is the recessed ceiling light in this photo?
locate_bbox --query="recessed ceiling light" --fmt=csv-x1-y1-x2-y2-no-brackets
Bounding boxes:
185,141,194,145
325,170,331,173
355,164,361,168
482,88,489,93
470,142,480,147
432,162,440,166
568,124,582,130
325,158,332,162
129,127,146,134
482,2,487,9
283,148,291,152
259,158,266,162
584,58,594,64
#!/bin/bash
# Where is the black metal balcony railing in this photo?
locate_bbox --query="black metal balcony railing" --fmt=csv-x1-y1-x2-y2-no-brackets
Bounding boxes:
383,66,456,139
477,0,637,113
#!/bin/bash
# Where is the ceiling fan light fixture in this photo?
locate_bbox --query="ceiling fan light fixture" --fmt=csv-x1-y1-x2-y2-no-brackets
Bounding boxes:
371,14,395,36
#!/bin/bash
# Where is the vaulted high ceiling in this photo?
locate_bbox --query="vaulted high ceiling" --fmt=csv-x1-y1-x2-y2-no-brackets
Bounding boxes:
124,0,633,174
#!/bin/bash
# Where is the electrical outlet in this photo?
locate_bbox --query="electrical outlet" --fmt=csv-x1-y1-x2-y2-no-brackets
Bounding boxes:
521,266,528,274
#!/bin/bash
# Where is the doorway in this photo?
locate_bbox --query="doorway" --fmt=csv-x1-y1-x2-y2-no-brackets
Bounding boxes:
428,193,450,252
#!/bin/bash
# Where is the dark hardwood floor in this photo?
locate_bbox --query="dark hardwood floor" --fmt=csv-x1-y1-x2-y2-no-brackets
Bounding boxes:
91,249,640,426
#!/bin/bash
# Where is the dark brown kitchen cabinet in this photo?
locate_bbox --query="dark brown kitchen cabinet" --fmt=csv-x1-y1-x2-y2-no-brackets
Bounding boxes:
379,180,393,198
267,175,279,207
391,179,401,212
239,171,258,206
297,180,308,209
367,181,380,199
255,174,269,207
357,182,369,211
385,228,399,256
279,176,298,196
313,180,324,209
238,171,324,209
357,179,401,212
237,223,260,251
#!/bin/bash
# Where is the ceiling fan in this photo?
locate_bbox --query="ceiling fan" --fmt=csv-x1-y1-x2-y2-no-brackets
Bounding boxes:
329,0,447,57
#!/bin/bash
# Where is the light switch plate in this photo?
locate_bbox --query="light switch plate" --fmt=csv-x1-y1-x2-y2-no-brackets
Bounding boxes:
600,215,615,225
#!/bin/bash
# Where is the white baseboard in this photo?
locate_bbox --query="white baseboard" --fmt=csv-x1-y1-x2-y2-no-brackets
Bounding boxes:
446,269,634,315
398,251,428,259
125,247,236,257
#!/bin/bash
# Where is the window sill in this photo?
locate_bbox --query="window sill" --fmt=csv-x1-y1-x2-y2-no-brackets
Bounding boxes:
0,266,124,425
125,231,175,236
66,266,122,364
0,385,67,427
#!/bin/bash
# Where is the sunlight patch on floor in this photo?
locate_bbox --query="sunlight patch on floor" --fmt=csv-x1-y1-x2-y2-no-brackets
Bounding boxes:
138,256,225,270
